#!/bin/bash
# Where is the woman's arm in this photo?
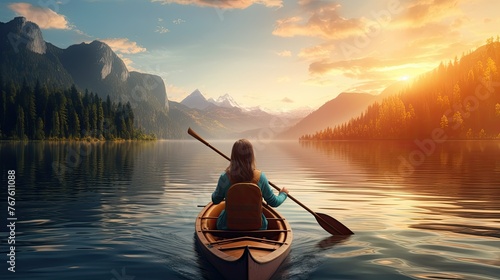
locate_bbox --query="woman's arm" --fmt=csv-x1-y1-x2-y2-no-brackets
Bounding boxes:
260,172,288,207
212,172,230,204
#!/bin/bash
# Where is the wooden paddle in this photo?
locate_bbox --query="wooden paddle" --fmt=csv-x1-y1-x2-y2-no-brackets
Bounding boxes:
188,127,354,235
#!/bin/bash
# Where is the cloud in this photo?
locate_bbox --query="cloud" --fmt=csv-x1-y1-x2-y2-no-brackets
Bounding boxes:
309,55,426,80
298,44,333,60
272,0,481,94
173,18,186,24
155,18,170,34
276,50,291,57
8,3,70,29
156,26,170,33
346,79,399,94
272,4,365,40
392,0,461,28
99,38,147,54
309,57,382,75
151,0,282,9
307,53,442,91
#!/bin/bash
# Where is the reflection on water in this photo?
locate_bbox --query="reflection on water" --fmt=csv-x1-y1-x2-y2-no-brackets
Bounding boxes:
298,140,500,241
0,140,499,280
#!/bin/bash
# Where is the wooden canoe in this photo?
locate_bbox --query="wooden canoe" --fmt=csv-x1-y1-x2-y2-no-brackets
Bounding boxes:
195,201,293,280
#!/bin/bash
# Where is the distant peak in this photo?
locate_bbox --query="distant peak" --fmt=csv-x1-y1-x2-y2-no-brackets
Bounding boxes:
209,93,240,108
12,16,27,24
5,16,46,54
90,40,107,46
191,89,204,97
181,89,211,110
186,89,207,101
86,40,112,51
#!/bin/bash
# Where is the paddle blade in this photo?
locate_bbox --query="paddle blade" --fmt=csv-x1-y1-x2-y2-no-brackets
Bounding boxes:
315,212,354,235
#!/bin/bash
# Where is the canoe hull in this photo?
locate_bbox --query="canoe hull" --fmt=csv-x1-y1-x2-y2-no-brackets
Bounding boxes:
195,202,292,280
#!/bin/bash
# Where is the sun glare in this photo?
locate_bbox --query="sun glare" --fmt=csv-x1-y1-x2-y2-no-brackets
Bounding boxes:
399,75,409,81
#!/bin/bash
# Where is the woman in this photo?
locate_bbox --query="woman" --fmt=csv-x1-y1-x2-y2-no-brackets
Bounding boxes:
211,139,289,230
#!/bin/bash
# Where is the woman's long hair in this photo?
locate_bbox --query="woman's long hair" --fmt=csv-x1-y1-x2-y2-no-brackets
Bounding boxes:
226,139,256,183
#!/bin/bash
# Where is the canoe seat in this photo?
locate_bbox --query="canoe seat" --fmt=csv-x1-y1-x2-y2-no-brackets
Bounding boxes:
226,183,262,230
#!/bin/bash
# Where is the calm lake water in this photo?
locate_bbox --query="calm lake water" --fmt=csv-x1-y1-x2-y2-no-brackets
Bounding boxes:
1,140,499,280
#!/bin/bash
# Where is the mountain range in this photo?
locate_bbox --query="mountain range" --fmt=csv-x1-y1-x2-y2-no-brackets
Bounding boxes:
1,17,318,139
277,81,407,139
277,92,379,139
0,16,407,140
180,89,309,138
0,17,183,137
208,93,241,109
301,41,500,140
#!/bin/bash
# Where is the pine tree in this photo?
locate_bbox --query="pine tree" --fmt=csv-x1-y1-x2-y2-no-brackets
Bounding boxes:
72,111,81,138
56,92,68,138
52,111,60,138
125,101,134,138
27,93,36,138
16,106,26,139
105,95,112,117
82,108,90,137
96,97,104,138
35,117,45,140
90,103,98,137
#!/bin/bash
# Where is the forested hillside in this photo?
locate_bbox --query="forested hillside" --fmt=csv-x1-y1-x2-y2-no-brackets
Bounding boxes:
0,80,155,140
301,38,500,140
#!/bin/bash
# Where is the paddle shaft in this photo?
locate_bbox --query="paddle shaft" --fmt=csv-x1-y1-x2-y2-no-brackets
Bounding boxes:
187,128,353,235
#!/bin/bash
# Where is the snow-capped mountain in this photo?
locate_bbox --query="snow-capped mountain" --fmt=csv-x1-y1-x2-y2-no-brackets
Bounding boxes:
181,90,244,110
208,94,241,108
180,89,313,119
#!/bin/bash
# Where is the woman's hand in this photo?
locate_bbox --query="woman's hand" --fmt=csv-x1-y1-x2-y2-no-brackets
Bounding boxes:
280,187,289,195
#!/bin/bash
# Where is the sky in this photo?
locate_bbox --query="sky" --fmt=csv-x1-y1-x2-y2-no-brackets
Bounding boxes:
1,0,499,112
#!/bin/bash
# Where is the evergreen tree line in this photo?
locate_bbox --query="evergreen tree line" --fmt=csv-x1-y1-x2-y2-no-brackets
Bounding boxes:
0,81,155,140
301,38,500,141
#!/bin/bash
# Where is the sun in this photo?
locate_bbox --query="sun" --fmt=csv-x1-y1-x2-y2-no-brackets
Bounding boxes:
398,75,409,81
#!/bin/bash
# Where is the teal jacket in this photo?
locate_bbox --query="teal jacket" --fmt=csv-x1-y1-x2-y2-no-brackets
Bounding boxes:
212,171,288,230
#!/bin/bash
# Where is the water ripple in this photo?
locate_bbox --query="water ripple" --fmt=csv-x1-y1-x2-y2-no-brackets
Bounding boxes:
1,140,499,280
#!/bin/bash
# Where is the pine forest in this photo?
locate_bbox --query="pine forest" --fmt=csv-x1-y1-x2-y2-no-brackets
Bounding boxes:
0,81,155,140
301,39,500,141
